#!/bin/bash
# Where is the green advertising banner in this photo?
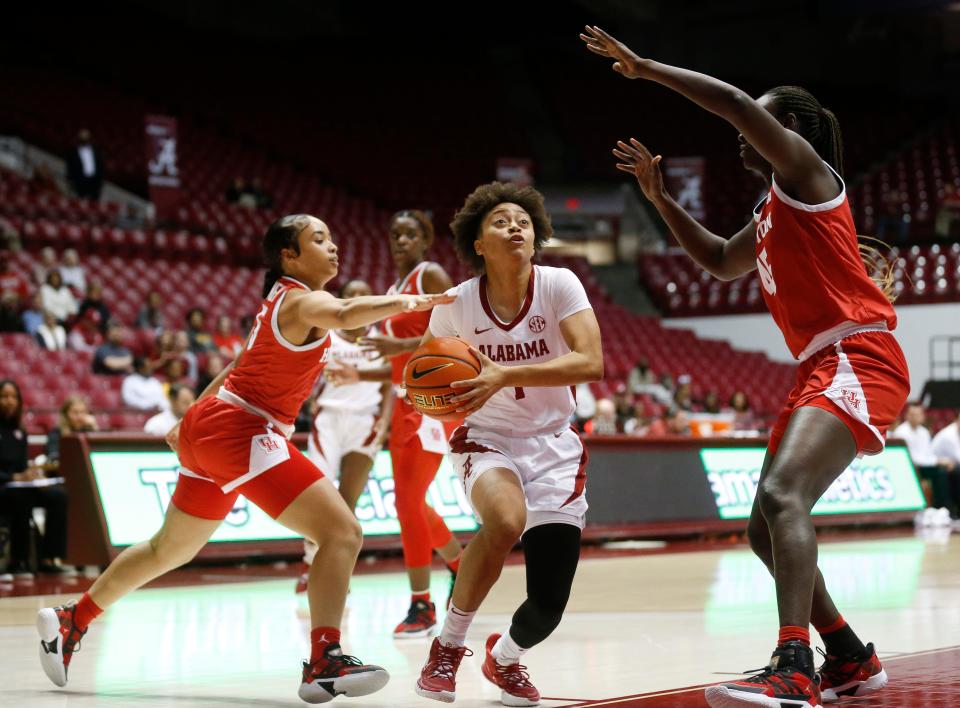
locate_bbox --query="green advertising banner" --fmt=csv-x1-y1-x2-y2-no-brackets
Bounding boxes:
701,446,926,519
89,450,478,546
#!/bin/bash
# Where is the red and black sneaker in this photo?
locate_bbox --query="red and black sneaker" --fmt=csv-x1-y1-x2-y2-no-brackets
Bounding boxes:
481,633,541,707
393,598,437,638
298,643,389,704
36,601,87,687
415,637,473,703
818,643,888,703
705,641,822,707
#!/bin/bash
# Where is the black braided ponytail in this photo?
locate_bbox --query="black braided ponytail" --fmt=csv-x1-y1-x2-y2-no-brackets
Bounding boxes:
765,86,844,176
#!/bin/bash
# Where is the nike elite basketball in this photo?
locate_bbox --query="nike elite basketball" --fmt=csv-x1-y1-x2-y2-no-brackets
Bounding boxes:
404,337,481,421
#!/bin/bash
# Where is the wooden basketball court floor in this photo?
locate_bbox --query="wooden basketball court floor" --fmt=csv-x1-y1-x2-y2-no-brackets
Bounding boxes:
1,529,958,707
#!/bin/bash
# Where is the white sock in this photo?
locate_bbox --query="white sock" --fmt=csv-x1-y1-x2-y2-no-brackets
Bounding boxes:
439,604,476,647
492,630,528,665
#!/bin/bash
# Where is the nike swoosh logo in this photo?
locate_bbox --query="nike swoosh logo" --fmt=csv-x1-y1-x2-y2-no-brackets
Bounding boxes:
411,363,454,380
474,327,492,334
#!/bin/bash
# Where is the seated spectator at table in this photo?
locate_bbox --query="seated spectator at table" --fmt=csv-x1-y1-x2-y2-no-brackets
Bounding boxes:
67,309,104,352
21,292,44,337
673,376,695,412
93,321,134,375
931,410,960,516
646,407,691,437
77,281,110,330
66,129,103,200
59,249,86,295
702,390,721,414
185,308,216,353
136,291,166,333
36,310,67,351
122,357,168,411
195,354,226,395
627,357,655,391
727,390,758,431
40,270,77,324
0,252,29,303
45,394,99,464
212,314,243,358
0,379,69,578
144,384,195,437
895,403,958,515
33,247,58,286
0,293,23,333
584,398,619,436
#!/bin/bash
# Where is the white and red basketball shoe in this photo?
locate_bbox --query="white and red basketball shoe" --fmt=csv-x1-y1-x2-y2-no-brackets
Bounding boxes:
37,601,87,687
482,633,541,706
415,637,472,703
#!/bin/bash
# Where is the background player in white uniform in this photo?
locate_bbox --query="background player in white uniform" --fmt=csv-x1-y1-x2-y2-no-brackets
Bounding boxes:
415,182,603,706
298,280,393,592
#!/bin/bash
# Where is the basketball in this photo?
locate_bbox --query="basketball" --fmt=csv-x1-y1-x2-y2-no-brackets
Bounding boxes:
403,337,482,421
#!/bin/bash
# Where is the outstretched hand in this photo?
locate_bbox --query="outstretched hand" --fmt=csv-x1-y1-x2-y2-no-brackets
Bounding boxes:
579,25,647,79
613,138,666,202
405,292,456,312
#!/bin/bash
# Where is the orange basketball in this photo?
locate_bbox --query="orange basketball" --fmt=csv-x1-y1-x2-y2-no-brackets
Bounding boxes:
403,337,481,421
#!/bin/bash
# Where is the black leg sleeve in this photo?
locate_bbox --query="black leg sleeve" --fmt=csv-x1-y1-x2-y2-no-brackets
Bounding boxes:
508,522,582,649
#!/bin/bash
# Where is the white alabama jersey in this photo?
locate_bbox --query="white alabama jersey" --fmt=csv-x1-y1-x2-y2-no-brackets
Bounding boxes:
429,265,592,436
315,329,383,414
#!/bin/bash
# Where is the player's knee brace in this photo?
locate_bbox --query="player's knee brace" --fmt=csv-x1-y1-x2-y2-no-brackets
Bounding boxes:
509,523,582,648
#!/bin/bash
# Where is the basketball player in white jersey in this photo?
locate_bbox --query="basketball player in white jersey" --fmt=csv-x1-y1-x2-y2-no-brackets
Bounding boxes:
415,182,603,706
297,280,393,593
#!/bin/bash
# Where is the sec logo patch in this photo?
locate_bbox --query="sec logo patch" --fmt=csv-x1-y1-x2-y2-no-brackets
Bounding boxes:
528,315,546,333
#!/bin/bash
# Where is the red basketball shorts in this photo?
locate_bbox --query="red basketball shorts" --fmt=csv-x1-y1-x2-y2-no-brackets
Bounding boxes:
171,396,324,520
769,330,910,457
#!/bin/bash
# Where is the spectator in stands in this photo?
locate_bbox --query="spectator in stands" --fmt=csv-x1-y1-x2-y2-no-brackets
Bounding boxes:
624,401,651,436
162,358,188,387
727,390,758,431
93,320,133,375
894,403,957,515
703,390,721,414
59,249,86,295
877,189,910,244
612,385,634,429
250,177,274,209
136,291,166,333
584,398,619,435
0,252,29,303
0,216,21,252
36,310,67,351
573,381,597,429
934,184,960,239
673,376,695,411
185,308,216,353
21,292,44,337
931,411,960,515
33,247,57,286
77,281,110,331
627,357,655,390
65,128,103,200
0,379,69,578
0,293,23,333
45,395,99,464
195,354,225,395
226,176,246,204
121,357,168,411
67,309,104,352
171,330,198,382
239,313,255,335
40,270,77,324
212,314,243,358
646,407,691,437
143,384,195,437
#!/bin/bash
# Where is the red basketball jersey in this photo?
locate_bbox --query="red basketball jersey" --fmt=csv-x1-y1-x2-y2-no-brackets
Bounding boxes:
223,276,331,429
383,261,433,384
753,167,896,361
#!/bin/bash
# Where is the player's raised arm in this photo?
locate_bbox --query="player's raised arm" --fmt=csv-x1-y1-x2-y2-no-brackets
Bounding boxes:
581,25,838,204
292,290,455,332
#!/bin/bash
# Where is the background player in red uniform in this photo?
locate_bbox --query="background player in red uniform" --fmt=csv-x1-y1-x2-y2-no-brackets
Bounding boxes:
36,214,452,704
583,26,909,708
330,210,463,638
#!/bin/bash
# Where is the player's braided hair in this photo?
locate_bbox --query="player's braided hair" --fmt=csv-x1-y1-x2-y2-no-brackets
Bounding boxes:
390,209,435,246
262,214,311,297
450,181,553,274
765,86,844,177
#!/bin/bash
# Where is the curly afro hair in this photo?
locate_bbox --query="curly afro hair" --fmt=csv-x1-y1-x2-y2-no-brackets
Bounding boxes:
449,182,553,274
